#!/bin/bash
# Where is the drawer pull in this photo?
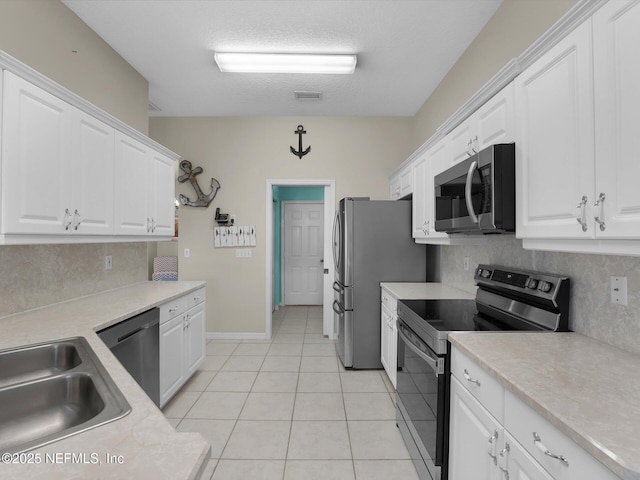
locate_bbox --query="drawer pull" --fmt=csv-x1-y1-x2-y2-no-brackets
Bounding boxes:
169,307,178,313
193,296,201,301
487,430,499,465
533,432,569,466
463,369,481,386
498,442,510,479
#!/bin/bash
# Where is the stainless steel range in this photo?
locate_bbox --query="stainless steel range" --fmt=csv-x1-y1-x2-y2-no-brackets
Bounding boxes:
395,264,570,480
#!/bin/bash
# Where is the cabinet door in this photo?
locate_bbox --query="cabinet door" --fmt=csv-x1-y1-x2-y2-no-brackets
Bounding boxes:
2,71,72,234
399,165,413,198
184,302,205,378
516,21,595,239
149,150,176,236
476,82,515,151
593,0,640,238
114,132,150,235
503,432,554,480
449,376,503,480
449,116,476,166
380,304,393,386
425,138,449,239
390,174,401,200
159,314,185,407
71,109,115,235
412,153,429,239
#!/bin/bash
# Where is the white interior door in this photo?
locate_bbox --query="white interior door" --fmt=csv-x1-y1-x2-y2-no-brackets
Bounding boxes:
283,202,324,305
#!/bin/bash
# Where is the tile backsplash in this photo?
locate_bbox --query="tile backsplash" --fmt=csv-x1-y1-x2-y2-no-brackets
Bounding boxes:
440,236,640,356
0,243,148,318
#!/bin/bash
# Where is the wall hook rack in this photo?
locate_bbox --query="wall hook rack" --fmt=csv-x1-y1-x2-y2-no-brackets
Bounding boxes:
177,159,220,207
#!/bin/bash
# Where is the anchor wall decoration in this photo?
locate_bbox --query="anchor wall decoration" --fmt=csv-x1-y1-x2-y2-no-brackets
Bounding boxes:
290,125,311,159
177,159,220,208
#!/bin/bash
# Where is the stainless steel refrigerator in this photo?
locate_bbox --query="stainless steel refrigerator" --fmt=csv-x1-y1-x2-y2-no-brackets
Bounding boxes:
332,197,430,369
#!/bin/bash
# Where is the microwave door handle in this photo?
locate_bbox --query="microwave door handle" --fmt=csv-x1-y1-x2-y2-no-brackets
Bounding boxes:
465,160,479,224
397,321,443,375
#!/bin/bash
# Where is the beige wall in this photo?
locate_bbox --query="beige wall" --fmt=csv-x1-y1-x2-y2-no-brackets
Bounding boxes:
410,0,575,151
0,0,149,134
0,1,153,319
150,116,413,333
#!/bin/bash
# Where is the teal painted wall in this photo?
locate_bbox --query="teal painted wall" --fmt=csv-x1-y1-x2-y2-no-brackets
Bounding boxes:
272,187,324,307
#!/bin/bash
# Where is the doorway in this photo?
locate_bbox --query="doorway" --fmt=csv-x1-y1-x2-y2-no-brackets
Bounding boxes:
265,179,336,340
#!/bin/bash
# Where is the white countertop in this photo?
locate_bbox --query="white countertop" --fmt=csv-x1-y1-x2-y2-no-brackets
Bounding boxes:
0,281,210,479
380,282,475,300
449,332,640,479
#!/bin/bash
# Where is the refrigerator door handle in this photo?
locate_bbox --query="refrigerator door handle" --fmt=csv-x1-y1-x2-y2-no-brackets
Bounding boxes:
333,300,345,316
333,281,344,294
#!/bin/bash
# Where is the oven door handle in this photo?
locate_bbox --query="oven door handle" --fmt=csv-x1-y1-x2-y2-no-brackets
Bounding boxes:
397,321,444,376
465,159,479,224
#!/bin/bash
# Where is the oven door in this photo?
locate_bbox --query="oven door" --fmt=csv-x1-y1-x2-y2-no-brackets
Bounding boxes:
396,320,447,480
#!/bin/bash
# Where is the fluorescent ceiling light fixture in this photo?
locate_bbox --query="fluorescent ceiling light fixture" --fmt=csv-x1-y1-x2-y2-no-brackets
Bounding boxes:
214,52,357,74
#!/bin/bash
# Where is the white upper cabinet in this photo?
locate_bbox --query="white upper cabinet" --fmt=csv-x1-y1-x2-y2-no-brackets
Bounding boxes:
592,0,640,238
389,162,413,200
515,20,595,239
150,151,177,237
411,151,430,239
449,83,515,167
114,133,151,235
114,133,176,237
2,71,73,234
0,56,179,244
71,108,115,235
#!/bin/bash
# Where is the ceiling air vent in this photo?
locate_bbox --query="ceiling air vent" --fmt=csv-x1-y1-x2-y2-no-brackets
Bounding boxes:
294,91,322,101
148,101,161,112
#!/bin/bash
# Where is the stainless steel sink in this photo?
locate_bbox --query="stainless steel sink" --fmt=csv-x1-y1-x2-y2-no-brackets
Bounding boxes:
0,340,82,388
0,337,131,454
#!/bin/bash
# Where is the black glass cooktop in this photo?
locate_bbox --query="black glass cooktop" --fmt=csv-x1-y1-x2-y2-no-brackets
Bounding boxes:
399,299,479,331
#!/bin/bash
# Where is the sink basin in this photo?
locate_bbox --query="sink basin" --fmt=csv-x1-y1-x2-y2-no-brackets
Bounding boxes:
0,337,131,453
0,341,82,388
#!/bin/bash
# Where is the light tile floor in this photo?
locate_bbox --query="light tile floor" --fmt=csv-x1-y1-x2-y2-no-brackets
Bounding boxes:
162,305,420,480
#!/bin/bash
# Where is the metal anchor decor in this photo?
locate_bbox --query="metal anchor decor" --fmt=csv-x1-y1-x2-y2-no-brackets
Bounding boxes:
290,125,311,159
177,160,220,208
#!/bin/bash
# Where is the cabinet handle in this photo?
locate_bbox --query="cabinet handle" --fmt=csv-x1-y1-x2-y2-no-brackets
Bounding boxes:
533,432,569,466
498,442,510,479
169,306,178,313
471,136,479,154
146,218,151,233
73,209,82,230
594,193,606,231
63,208,72,231
463,369,481,386
193,295,201,301
487,430,499,465
467,139,473,157
576,196,588,232
422,221,428,235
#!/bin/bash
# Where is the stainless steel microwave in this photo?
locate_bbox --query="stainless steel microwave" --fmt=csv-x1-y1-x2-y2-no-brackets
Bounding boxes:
434,143,515,234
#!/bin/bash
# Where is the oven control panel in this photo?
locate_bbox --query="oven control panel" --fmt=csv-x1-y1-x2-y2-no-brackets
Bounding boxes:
474,265,567,299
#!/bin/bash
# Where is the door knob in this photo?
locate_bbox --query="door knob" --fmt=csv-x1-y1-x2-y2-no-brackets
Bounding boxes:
320,259,324,263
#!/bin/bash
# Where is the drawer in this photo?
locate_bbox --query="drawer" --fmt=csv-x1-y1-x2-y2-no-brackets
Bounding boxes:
380,288,397,314
504,389,619,480
450,346,504,423
185,287,206,309
159,296,187,325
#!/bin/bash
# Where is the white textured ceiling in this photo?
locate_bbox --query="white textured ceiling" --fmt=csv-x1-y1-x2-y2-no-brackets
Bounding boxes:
62,0,503,117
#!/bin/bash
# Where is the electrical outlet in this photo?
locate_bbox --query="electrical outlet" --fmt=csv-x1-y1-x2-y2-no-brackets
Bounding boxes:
184,248,190,258
463,256,470,271
104,255,112,270
610,276,628,305
235,248,252,258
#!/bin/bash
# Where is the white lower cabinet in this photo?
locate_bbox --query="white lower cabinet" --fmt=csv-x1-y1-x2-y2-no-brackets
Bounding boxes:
449,376,503,480
449,345,620,480
159,289,206,407
380,287,398,388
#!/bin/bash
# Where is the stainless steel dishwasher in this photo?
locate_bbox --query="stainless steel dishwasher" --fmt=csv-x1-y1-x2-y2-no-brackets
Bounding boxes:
98,308,160,407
